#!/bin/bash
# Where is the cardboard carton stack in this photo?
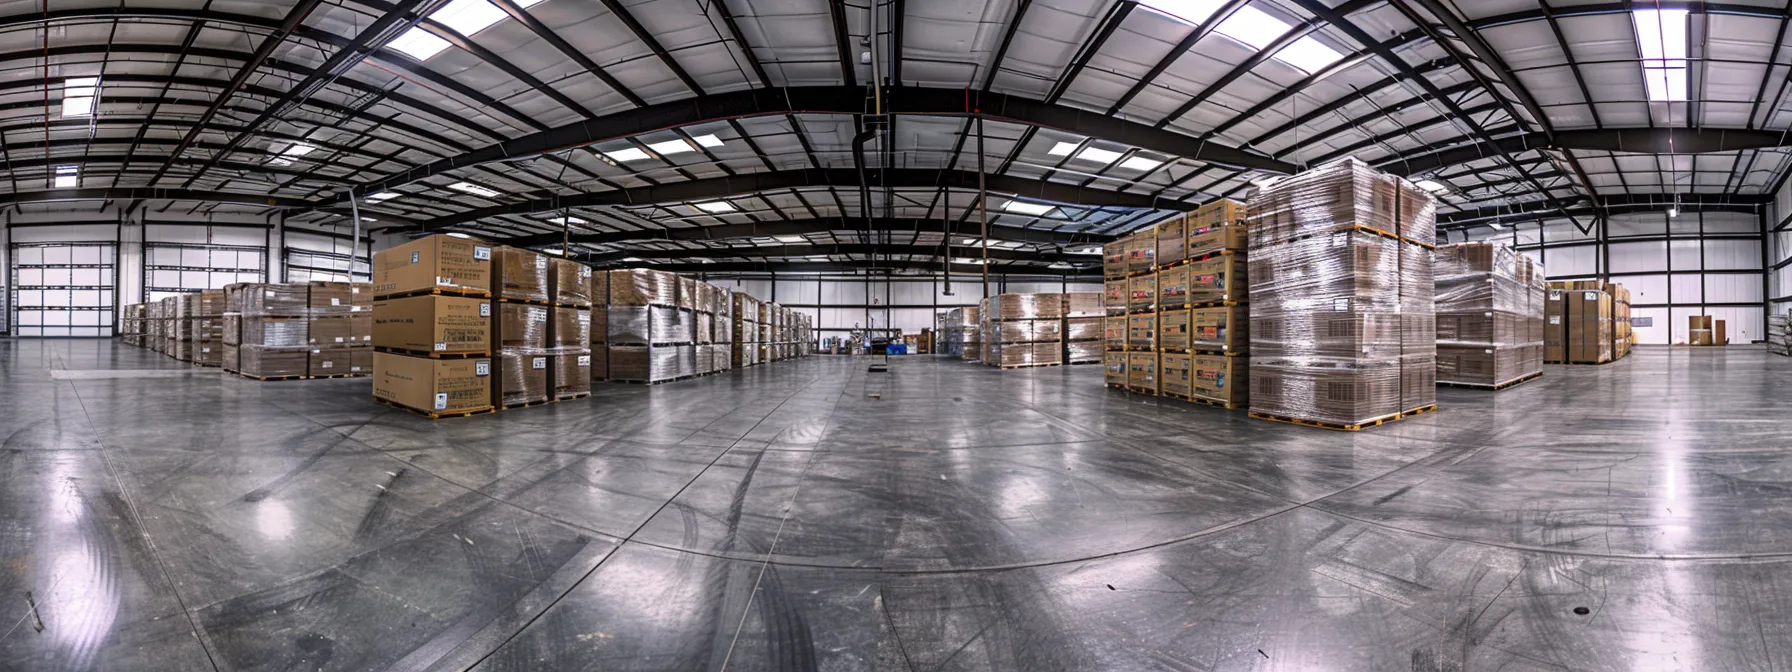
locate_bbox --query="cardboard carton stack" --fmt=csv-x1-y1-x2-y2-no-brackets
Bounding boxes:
1545,280,1612,362
1434,242,1545,388
187,290,227,366
1769,315,1792,356
1688,314,1718,346
731,291,762,367
371,235,495,416
120,304,144,347
986,293,1064,368
1246,158,1437,428
237,283,312,378
550,258,594,400
490,246,555,407
597,268,694,383
1607,283,1632,358
961,303,984,362
1063,292,1103,364
1159,200,1250,408
304,282,372,377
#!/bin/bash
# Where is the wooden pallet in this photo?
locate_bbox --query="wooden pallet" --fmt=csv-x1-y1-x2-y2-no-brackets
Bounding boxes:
495,296,552,306
1066,360,1103,365
1156,248,1241,271
552,301,594,310
500,399,552,411
1163,392,1244,409
606,375,693,385
1187,348,1245,357
1440,372,1542,391
373,397,495,419
554,392,592,402
308,373,370,380
237,373,307,382
374,346,491,359
1105,382,1130,390
1186,299,1246,309
378,286,492,300
995,362,1062,370
1249,404,1438,431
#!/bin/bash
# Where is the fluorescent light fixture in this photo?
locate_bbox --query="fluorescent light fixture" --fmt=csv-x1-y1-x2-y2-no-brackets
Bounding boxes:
775,235,807,243
804,255,830,261
54,165,78,189
1073,146,1122,166
279,143,315,158
1119,156,1164,171
1215,6,1288,51
542,247,564,256
1487,222,1506,230
1414,179,1449,194
992,240,1023,249
1048,141,1079,156
1667,206,1679,218
267,158,293,167
1002,201,1056,216
622,256,644,262
1137,0,1224,25
1634,9,1689,101
1070,245,1103,255
691,134,724,148
694,201,736,213
62,77,99,118
360,217,378,223
433,0,507,36
547,216,589,225
603,147,653,162
1048,262,1075,269
952,258,987,265
448,182,501,198
646,139,694,155
447,232,474,239
368,192,400,202
1275,36,1344,73
389,28,451,60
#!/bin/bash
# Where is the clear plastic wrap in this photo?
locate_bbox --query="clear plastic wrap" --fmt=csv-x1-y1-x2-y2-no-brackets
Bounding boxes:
608,269,678,306
495,247,550,303
1104,279,1127,314
244,284,310,316
992,318,1061,343
988,341,1062,367
1066,340,1103,365
552,307,590,350
990,293,1063,319
1063,292,1103,318
551,258,593,307
1771,315,1792,357
497,348,551,406
696,312,713,344
1434,242,1545,386
496,303,548,349
650,306,693,344
553,351,591,397
1065,316,1102,341
1246,157,1436,249
605,306,651,344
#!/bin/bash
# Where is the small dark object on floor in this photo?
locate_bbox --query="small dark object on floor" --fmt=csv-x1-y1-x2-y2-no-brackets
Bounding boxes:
1573,606,1590,615
868,364,888,373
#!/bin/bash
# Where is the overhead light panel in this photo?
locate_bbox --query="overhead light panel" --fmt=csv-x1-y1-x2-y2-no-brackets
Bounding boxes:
1275,37,1344,74
694,201,736,213
447,232,474,239
1048,262,1075,269
952,258,987,265
603,147,653,162
62,77,99,118
1119,156,1164,172
1215,6,1288,51
1002,201,1056,216
388,0,545,61
622,256,644,262
279,143,316,158
691,134,725,148
775,235,807,243
1137,0,1224,25
646,139,694,155
1073,146,1122,166
367,192,400,202
54,165,78,189
448,182,501,198
1070,245,1103,255
1414,179,1450,194
1047,141,1080,156
548,216,589,225
1634,9,1689,102
389,28,451,60
542,247,565,256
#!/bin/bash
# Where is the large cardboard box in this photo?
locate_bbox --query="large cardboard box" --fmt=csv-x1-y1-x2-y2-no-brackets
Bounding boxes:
1127,312,1158,350
307,316,360,346
372,235,493,298
1104,241,1129,279
552,307,590,348
1156,265,1189,310
550,258,593,307
1190,305,1248,353
1159,309,1190,351
1127,352,1159,393
493,246,550,303
1104,351,1128,385
1105,315,1127,350
552,352,591,398
1156,218,1186,267
1103,279,1127,313
1191,354,1248,406
372,294,492,354
1128,274,1157,312
496,349,550,406
1544,289,1566,363
1160,352,1192,396
1187,224,1248,259
309,347,370,376
308,281,368,315
494,303,548,349
1126,231,1156,275
374,352,492,413
1566,289,1611,363
1188,254,1247,304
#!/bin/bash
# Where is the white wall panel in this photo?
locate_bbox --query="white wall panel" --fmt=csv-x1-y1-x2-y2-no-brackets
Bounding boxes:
1618,274,1669,306
1669,274,1703,304
1608,213,1667,237
1703,239,1761,270
10,224,115,243
1631,306,1669,344
1668,239,1703,270
1705,274,1764,304
1702,211,1759,234
1707,306,1761,343
1608,241,1664,273
1542,244,1597,276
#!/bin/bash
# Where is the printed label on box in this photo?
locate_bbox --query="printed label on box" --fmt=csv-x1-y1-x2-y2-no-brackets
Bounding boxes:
1585,291,1598,300
434,342,447,351
473,246,492,260
411,251,421,264
577,355,590,367
536,256,547,269
1333,298,1350,311
335,337,344,343
475,361,490,376
1549,316,1561,325
322,361,333,368
532,357,546,369
331,298,341,306
479,303,491,318
434,393,448,410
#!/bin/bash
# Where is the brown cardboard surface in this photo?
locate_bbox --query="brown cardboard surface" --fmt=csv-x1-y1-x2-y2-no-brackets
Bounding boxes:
1156,265,1190,310
1544,289,1565,363
1128,312,1158,350
372,294,492,354
308,347,369,376
1128,274,1157,312
1128,352,1159,393
1156,218,1186,266
374,352,492,413
1188,254,1247,304
1190,354,1247,405
307,316,360,346
373,235,492,298
552,352,591,397
1104,279,1127,313
1159,309,1190,351
550,258,594,307
494,303,548,349
552,307,591,348
496,349,550,406
1104,352,1128,385
1160,352,1192,396
1105,316,1126,350
493,246,550,303
1186,223,1248,259
1190,305,1248,353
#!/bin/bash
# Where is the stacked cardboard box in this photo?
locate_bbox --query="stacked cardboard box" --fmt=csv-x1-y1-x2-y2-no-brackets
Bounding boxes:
731,291,763,367
1607,283,1633,358
304,282,372,377
1546,281,1613,362
371,235,495,416
550,258,594,399
490,247,554,407
1434,242,1545,388
188,290,227,366
598,269,693,383
119,304,144,346
1063,292,1103,364
1246,158,1436,428
1688,314,1717,346
986,293,1064,368
1769,315,1792,356
238,283,312,379
959,303,983,362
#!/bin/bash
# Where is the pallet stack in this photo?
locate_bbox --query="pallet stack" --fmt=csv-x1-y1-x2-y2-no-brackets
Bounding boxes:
1434,242,1545,389
371,235,495,418
956,304,983,362
1770,315,1792,356
185,290,226,367
551,258,593,400
1545,281,1613,362
731,291,762,367
236,283,313,379
304,282,372,377
1064,292,1103,365
1608,283,1633,358
119,304,144,347
490,246,555,408
986,293,1064,368
1246,158,1438,431
598,268,693,383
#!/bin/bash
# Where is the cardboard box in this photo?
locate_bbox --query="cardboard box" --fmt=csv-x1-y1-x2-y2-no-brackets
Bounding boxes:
307,316,360,346
1186,224,1248,259
1126,231,1156,275
1128,352,1159,393
1159,309,1190,351
1188,254,1247,304
1160,352,1192,396
552,307,590,348
374,352,492,413
308,281,363,314
308,347,370,376
1105,351,1128,386
550,258,593,307
372,294,492,354
1156,265,1189,310
492,246,550,303
1544,290,1565,363
239,345,308,378
496,349,550,406
1105,315,1127,350
1190,305,1248,353
1128,274,1157,312
1104,241,1129,279
553,352,591,398
495,303,548,349
1156,218,1186,266
372,235,492,298
1128,312,1157,350
1190,354,1247,406
1104,279,1127,313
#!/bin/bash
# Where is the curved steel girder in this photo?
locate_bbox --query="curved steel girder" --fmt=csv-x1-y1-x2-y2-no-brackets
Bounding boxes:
494,216,1115,248
420,168,1176,232
581,243,1078,265
342,86,1299,203
0,154,357,187
1435,193,1771,226
0,187,311,208
1381,128,1792,176
592,258,1097,278
1468,2,1783,30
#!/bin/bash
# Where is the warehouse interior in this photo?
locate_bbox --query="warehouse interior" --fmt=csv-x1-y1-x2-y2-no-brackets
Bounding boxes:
6,0,1792,670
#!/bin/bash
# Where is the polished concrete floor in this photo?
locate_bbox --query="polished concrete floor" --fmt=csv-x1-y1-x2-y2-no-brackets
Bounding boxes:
3,339,1791,671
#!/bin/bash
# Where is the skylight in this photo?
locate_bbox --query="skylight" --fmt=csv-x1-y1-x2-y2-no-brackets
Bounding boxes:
367,192,400,202
1048,141,1080,156
1074,147,1123,166
388,0,546,61
694,201,736,213
1415,179,1449,194
1137,0,1224,25
268,143,315,166
548,216,589,225
542,247,564,256
449,182,501,198
775,235,807,243
691,134,724,148
1633,9,1689,102
1119,156,1164,172
1002,201,1056,216
604,147,653,162
1275,37,1343,74
62,77,98,118
1215,6,1286,51
54,165,78,189
647,139,694,155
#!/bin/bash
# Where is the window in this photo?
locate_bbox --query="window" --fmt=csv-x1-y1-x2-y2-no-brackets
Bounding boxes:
603,147,653,162
54,165,78,189
694,201,737,213
62,77,99,118
388,0,547,61
547,216,589,225
1633,9,1688,102
1119,156,1164,172
1210,5,1344,74
1001,201,1056,216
